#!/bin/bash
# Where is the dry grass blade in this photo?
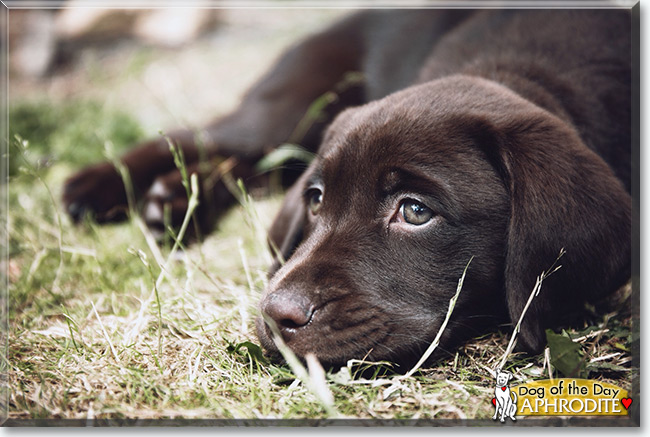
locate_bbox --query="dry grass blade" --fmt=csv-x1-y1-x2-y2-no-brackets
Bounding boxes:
226,178,273,267
133,216,167,268
496,249,565,371
544,347,554,380
381,257,472,399
305,353,335,409
236,239,252,335
262,313,339,418
404,256,473,378
12,136,66,292
91,301,120,363
156,173,201,286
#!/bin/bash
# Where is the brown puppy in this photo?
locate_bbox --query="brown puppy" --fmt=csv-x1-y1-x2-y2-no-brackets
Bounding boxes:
63,10,633,369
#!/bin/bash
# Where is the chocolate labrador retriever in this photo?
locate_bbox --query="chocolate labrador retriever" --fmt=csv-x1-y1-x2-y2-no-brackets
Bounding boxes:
63,10,632,368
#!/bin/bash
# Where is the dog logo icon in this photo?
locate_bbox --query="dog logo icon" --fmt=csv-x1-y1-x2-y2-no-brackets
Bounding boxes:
492,369,518,422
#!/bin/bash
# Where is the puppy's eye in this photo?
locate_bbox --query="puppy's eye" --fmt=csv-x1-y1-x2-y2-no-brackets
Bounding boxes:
398,199,434,225
306,188,323,215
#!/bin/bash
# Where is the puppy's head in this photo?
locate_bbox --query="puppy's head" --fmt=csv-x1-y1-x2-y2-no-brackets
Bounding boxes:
257,75,631,369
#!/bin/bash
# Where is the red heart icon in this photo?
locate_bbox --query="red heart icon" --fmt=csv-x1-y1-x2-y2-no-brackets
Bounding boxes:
502,387,507,391
492,398,496,406
621,398,632,410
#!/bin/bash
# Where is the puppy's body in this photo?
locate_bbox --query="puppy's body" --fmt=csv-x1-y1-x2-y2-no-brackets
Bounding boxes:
63,10,633,368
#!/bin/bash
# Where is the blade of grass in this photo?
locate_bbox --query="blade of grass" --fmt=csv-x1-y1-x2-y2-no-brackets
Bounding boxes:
60,306,82,353
237,239,252,335
495,248,565,371
126,172,200,367
91,301,120,363
105,141,167,267
288,72,364,144
13,136,65,293
381,257,472,400
224,178,273,267
262,313,339,418
164,134,203,242
147,173,201,292
130,247,166,362
403,256,473,378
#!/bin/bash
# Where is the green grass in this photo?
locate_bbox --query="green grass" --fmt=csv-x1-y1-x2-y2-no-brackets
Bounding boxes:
6,97,637,423
9,100,144,177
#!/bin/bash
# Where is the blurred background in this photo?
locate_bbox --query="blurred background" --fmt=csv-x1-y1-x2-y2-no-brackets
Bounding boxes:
8,5,346,174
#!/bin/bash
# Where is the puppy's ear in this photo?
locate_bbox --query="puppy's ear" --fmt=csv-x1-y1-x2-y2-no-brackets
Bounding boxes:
481,111,631,354
267,170,311,275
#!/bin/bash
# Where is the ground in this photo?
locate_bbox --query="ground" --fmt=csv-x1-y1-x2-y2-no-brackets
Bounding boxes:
4,7,638,425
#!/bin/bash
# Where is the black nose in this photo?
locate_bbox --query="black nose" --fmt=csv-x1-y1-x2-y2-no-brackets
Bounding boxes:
262,291,313,331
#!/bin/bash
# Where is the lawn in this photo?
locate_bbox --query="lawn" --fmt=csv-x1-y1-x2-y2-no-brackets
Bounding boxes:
4,8,638,425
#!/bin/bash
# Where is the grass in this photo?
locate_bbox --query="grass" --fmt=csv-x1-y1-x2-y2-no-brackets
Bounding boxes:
4,98,638,424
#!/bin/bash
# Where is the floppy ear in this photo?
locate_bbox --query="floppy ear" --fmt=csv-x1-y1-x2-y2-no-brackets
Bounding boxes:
489,112,631,353
267,170,312,275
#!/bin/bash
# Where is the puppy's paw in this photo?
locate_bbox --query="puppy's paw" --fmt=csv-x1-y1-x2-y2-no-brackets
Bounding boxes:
142,165,223,242
143,170,191,240
62,162,128,223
